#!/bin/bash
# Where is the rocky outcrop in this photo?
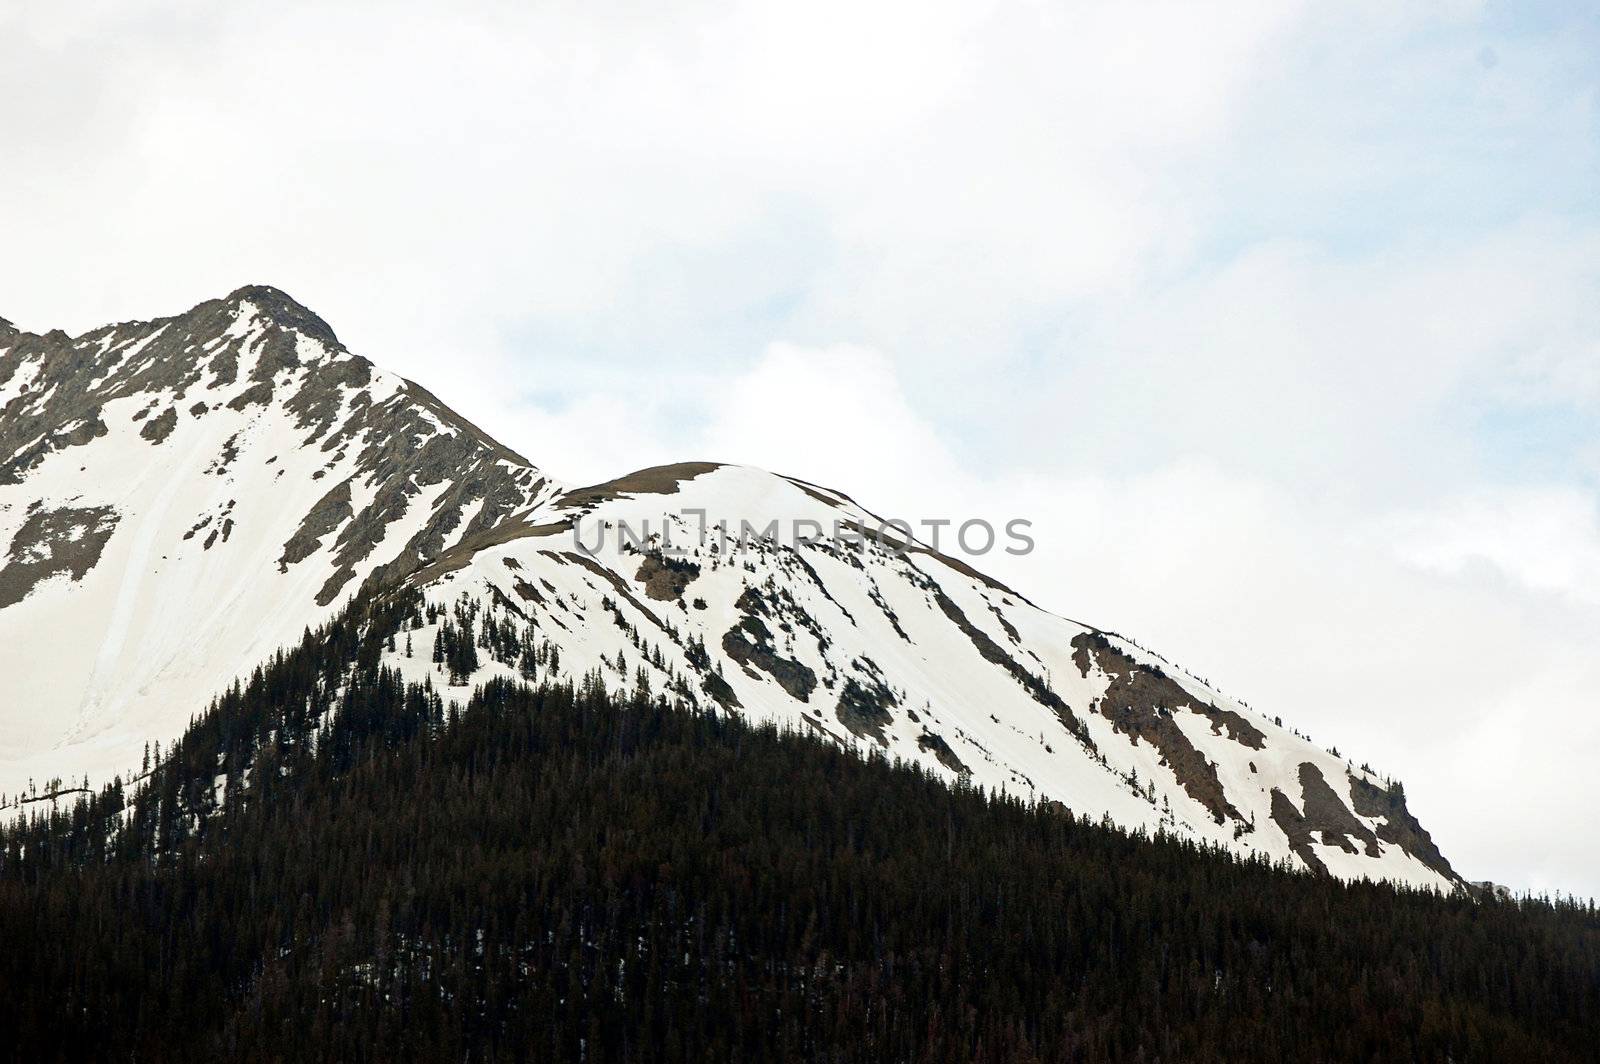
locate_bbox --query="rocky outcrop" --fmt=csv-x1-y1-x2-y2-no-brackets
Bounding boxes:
634,551,700,602
835,665,897,745
1072,632,1244,825
1349,773,1457,881
722,614,818,702
2,286,558,604
0,505,120,608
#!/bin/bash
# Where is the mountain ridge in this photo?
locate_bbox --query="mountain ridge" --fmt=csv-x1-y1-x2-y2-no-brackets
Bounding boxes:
0,286,1461,891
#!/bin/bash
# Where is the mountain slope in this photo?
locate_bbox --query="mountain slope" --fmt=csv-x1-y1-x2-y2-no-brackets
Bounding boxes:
0,287,1458,890
0,287,557,794
389,462,1458,889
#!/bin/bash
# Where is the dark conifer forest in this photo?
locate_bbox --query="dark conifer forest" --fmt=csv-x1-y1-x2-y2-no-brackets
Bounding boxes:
2,592,1597,1062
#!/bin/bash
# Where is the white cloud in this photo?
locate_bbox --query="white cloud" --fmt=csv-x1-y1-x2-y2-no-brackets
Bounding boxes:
0,0,1300,367
996,217,1600,499
1383,487,1600,602
701,343,959,505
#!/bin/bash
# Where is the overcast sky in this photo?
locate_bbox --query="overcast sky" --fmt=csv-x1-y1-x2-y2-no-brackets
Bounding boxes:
4,0,1598,896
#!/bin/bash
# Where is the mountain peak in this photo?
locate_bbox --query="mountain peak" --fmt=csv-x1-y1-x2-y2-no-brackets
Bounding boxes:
1,288,564,795
0,289,330,351
217,284,340,348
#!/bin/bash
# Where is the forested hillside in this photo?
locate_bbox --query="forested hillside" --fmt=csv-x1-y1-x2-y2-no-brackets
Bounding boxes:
2,592,1596,1063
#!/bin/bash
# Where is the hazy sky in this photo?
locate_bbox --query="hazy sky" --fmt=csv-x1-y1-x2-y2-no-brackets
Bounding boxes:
4,0,1598,896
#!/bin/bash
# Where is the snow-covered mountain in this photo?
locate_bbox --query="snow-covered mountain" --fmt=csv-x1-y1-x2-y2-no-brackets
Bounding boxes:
0,287,556,796
0,287,1460,890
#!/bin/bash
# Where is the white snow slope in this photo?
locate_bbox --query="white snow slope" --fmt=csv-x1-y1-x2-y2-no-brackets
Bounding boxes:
0,287,1461,891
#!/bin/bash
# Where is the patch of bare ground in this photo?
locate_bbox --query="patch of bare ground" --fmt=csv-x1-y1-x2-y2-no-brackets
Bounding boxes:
560,552,672,635
1071,632,1243,825
1269,789,1330,875
489,584,530,620
867,583,911,642
225,381,274,410
633,551,700,601
917,730,971,775
788,551,856,625
1271,763,1437,877
401,518,570,588
986,600,1022,644
278,478,354,570
557,462,723,511
782,475,854,509
1295,762,1381,857
1203,706,1267,749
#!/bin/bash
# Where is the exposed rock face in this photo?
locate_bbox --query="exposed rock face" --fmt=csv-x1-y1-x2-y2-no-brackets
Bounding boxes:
139,407,177,444
279,478,355,570
2,287,555,588
1349,773,1457,880
835,666,897,745
1268,762,1381,875
917,730,971,775
3,287,310,483
722,615,818,702
1072,632,1244,826
633,551,700,601
1296,763,1381,857
0,505,120,608
1265,763,1453,881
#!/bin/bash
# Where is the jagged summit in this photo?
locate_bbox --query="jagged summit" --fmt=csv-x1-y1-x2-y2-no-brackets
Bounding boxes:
0,285,336,352
0,290,1462,892
215,284,341,347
